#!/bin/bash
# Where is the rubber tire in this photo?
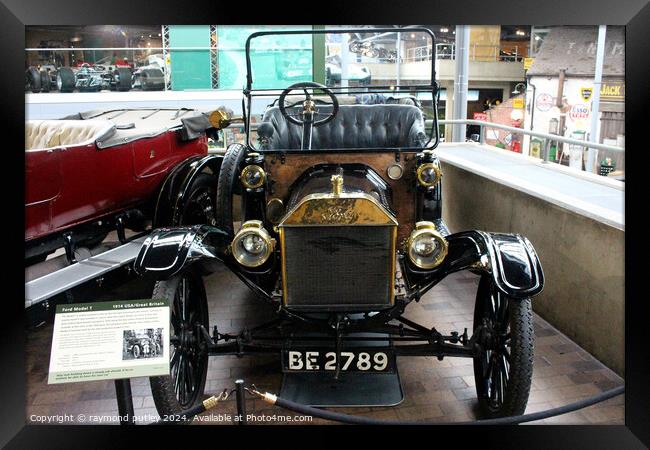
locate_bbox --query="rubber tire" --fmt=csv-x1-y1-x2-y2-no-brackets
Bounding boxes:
56,68,75,93
473,275,534,418
149,270,209,420
114,67,132,91
215,143,247,237
132,345,141,359
142,68,164,91
26,67,41,93
39,70,51,92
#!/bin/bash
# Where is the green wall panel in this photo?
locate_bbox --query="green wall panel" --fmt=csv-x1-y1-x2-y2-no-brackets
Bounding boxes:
169,25,211,90
217,25,313,90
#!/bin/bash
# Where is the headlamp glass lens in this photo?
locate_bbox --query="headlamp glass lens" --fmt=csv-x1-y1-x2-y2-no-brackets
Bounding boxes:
420,167,437,184
242,233,265,255
413,235,437,257
244,170,262,186
407,223,448,269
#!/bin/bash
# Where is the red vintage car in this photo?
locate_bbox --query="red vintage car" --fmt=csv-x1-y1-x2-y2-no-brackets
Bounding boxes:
25,108,224,264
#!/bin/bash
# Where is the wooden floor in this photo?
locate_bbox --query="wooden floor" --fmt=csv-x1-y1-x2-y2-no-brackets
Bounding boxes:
25,266,624,425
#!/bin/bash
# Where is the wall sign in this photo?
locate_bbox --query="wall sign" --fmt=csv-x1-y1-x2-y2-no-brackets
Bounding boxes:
600,81,624,101
580,87,593,101
568,103,590,121
473,112,487,121
536,93,554,112
524,57,534,71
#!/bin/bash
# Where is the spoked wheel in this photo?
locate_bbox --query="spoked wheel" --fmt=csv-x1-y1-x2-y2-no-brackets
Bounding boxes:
132,344,141,359
176,173,217,227
149,269,209,419
472,275,534,418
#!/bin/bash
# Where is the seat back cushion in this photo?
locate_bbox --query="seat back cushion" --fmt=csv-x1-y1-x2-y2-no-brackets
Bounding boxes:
25,120,114,150
260,104,428,150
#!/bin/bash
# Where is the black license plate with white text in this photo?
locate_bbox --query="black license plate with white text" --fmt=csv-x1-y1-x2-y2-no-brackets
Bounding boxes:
282,348,395,373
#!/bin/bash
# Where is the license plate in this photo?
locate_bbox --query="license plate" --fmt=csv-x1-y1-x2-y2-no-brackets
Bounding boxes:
282,348,395,373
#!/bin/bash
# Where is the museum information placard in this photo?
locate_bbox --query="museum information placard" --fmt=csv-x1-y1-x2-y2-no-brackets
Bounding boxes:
48,299,170,384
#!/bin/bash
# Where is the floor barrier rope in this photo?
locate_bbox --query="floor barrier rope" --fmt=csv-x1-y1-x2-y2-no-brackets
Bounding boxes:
154,381,624,425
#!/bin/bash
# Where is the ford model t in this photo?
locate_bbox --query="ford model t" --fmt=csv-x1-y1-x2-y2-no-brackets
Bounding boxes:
134,28,544,420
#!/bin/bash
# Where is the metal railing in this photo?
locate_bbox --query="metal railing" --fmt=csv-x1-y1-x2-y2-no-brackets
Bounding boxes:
26,42,528,69
432,119,624,175
233,119,623,174
405,43,526,63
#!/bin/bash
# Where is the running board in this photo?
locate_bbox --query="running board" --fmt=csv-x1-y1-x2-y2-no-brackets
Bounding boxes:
24,236,148,308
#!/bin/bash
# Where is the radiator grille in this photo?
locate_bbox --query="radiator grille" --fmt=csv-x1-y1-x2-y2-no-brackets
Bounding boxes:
282,225,395,311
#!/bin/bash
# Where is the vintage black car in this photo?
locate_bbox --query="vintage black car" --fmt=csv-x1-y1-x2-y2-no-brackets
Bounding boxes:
134,28,544,419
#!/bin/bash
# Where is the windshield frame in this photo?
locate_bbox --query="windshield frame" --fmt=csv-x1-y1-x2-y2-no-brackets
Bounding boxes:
242,27,440,154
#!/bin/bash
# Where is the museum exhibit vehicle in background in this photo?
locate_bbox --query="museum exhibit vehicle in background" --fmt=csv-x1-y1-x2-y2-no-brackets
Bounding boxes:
26,62,134,93
131,28,543,420
130,54,166,91
24,107,232,325
25,53,164,93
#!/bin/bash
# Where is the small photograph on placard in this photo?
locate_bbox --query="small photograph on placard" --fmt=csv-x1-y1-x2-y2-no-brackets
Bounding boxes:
122,328,164,360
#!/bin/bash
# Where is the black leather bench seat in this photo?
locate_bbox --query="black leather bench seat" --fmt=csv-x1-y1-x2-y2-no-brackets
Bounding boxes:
260,104,428,150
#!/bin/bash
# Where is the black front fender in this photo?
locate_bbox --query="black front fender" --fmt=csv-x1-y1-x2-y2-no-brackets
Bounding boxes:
133,224,230,279
403,230,544,300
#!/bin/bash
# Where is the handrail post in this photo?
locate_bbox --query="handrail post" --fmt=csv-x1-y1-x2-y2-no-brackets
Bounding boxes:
479,124,486,144
542,138,550,163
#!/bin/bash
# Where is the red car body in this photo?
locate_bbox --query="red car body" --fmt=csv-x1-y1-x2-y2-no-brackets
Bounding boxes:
25,110,208,243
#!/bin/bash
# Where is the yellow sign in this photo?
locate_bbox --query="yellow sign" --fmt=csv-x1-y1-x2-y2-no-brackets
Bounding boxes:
580,87,593,101
512,98,524,109
601,82,624,100
524,57,534,70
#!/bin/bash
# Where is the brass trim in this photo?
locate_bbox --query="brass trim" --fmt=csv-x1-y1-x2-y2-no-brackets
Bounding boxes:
208,109,244,130
331,174,343,195
266,198,285,225
416,162,442,187
231,220,275,267
280,227,288,305
303,99,317,113
389,226,397,304
279,191,399,307
240,165,266,189
279,192,398,227
406,220,448,269
387,163,404,180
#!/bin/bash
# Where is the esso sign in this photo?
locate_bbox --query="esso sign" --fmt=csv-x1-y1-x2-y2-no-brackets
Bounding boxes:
569,104,590,121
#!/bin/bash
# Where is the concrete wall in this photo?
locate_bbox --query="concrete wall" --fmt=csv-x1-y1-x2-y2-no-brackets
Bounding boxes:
363,59,524,83
440,162,625,375
439,60,525,82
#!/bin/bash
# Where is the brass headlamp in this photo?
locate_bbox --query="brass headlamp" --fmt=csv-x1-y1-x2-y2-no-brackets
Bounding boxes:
406,221,448,269
231,220,275,267
416,162,442,188
240,165,266,189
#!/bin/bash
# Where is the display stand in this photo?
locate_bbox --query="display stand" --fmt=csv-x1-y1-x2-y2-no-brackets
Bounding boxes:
114,379,136,425
280,371,404,407
235,379,247,425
